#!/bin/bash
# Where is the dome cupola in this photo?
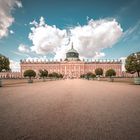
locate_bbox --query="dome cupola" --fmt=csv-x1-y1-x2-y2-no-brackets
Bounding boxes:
66,43,80,61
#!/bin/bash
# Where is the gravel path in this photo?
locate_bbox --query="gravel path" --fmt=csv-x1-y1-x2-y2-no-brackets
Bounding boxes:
0,79,140,140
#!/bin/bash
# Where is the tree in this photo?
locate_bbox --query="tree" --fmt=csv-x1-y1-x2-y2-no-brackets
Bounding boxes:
90,73,96,79
125,52,140,77
24,70,36,80
39,69,48,79
86,72,95,79
48,72,62,79
95,68,103,77
58,74,63,78
52,72,59,78
0,54,10,72
48,73,53,78
80,74,86,78
105,69,116,77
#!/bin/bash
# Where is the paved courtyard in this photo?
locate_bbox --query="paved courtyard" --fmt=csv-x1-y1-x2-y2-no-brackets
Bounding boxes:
0,79,140,140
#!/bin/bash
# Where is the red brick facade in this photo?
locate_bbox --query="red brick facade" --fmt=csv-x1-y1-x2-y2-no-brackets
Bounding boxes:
19,45,122,78
20,59,122,78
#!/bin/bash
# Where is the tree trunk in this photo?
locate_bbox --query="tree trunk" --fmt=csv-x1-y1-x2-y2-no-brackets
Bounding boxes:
28,77,33,83
43,77,46,82
0,79,2,87
137,71,140,77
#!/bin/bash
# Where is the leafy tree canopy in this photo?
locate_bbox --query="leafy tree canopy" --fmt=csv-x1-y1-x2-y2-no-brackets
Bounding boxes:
105,69,116,77
125,52,140,77
59,74,63,78
39,69,48,78
0,54,10,72
48,73,53,77
95,68,103,76
52,72,59,78
80,74,86,78
86,72,96,79
48,72,63,78
24,70,36,79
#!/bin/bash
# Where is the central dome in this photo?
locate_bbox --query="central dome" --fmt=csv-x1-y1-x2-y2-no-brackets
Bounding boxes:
65,43,80,61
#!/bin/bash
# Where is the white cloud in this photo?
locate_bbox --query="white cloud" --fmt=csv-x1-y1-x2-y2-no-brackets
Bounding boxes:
94,52,106,59
15,0,22,8
70,18,123,58
18,44,30,53
0,0,22,39
28,17,123,59
29,17,67,55
122,20,140,42
10,60,20,72
10,30,14,34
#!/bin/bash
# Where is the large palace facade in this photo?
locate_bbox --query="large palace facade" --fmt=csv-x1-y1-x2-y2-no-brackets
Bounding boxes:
20,44,122,78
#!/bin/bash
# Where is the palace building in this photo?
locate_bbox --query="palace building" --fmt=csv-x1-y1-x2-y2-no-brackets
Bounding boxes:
20,44,122,78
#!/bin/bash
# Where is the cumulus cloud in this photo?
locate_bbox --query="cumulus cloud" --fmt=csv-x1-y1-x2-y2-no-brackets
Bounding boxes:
18,44,30,53
28,17,123,59
70,19,123,58
94,52,106,59
10,60,20,71
29,17,67,55
10,30,14,34
0,0,22,39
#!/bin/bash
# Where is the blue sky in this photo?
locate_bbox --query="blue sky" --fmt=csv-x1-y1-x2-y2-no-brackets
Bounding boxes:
0,0,140,70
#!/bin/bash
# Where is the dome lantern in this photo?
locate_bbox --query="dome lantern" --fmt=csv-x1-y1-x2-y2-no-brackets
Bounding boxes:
65,42,80,61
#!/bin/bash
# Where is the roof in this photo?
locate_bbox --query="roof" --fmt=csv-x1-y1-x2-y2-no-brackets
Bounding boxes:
66,43,78,54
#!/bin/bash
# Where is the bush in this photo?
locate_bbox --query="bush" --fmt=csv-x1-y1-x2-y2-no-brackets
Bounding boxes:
52,72,59,78
80,73,96,79
24,70,36,79
48,72,63,79
86,72,96,79
95,68,103,77
80,74,85,78
58,74,63,78
90,73,96,79
105,69,116,77
39,69,48,79
48,73,53,78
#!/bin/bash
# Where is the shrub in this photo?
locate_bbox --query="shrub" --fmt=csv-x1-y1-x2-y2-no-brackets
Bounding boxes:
52,72,59,78
86,72,95,79
58,74,63,78
48,73,53,78
90,73,96,78
24,70,36,79
39,69,48,79
95,68,103,77
48,72,62,79
80,74,86,78
105,69,116,77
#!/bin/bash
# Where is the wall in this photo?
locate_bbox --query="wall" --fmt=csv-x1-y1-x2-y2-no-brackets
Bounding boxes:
0,72,21,78
20,60,122,78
